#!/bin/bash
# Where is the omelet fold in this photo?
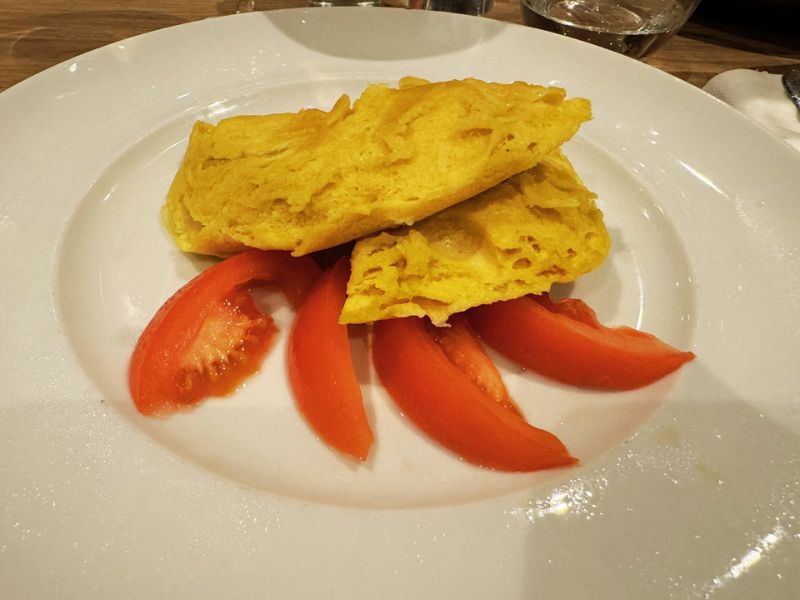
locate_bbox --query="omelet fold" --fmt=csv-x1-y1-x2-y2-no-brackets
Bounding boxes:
340,150,611,326
162,77,591,256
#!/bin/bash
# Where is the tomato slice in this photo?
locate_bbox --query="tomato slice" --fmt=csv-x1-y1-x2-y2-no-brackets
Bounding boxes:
287,258,373,461
129,250,321,416
468,294,695,390
427,314,522,417
373,316,576,472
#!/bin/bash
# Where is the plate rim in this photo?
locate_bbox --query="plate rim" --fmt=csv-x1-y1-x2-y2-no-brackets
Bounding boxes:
1,8,798,599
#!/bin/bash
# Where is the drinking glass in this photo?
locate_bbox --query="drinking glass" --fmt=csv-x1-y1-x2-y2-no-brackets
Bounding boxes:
307,0,383,5
236,0,382,9
410,0,494,16
520,0,702,58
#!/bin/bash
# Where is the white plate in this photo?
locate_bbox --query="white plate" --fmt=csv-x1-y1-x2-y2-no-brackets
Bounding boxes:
1,8,798,599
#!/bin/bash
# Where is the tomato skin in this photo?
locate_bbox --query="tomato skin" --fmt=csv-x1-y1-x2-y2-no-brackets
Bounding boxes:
372,317,576,472
129,250,321,416
468,294,695,390
287,258,373,461
427,314,522,417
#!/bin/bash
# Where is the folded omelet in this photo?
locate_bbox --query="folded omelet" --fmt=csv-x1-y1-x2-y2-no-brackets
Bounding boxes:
340,150,610,326
162,77,591,256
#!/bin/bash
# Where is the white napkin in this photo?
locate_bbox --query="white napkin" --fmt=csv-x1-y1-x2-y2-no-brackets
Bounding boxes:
703,69,800,152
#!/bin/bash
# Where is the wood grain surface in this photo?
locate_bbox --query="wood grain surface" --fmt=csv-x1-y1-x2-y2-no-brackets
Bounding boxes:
1,0,798,92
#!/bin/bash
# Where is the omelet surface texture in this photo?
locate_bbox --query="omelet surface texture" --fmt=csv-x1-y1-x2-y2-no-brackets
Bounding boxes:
162,77,591,256
340,150,611,326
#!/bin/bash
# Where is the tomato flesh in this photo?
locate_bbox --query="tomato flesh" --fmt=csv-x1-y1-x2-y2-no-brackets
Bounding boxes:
468,294,695,390
373,316,576,472
427,314,521,417
287,258,373,461
170,291,275,406
129,250,321,416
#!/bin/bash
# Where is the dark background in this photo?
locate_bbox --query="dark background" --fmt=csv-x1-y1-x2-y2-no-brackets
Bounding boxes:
694,0,800,40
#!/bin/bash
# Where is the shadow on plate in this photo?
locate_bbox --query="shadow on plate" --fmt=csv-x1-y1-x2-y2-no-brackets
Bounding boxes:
516,360,800,598
259,7,506,61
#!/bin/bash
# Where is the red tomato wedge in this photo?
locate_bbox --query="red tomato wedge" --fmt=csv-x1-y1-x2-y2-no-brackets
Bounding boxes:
373,317,576,472
129,250,321,416
427,314,522,417
287,258,373,461
468,294,695,390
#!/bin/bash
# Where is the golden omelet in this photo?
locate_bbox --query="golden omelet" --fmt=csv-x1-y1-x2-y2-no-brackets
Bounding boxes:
340,150,610,326
162,77,591,256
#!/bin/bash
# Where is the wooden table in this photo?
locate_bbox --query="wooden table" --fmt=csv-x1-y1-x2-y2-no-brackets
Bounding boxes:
1,0,798,93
